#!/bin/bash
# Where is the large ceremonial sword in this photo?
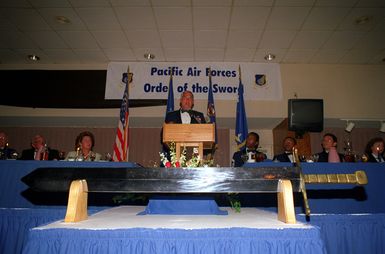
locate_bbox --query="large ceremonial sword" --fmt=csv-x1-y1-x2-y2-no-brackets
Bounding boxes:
21,166,367,194
21,156,367,224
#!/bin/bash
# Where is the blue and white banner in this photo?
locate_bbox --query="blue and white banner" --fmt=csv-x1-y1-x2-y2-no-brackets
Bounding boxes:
105,62,282,101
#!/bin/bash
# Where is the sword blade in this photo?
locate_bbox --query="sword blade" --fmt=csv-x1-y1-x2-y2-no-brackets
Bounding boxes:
21,167,302,193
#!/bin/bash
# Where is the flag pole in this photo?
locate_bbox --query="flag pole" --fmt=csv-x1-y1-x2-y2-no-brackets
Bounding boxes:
169,69,173,110
123,65,130,162
207,66,218,158
208,66,213,157
165,68,174,116
238,64,242,81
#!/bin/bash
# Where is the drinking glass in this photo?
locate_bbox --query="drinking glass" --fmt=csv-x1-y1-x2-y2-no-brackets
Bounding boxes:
59,151,66,160
11,152,19,160
310,154,319,162
105,153,112,161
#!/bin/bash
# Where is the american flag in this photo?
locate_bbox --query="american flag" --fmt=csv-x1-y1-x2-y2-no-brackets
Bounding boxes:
112,72,130,161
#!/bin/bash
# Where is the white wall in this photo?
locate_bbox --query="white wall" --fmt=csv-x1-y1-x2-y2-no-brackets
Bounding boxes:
1,64,384,121
1,63,385,160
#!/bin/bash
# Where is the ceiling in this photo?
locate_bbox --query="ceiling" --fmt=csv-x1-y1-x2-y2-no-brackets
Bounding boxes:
0,0,385,66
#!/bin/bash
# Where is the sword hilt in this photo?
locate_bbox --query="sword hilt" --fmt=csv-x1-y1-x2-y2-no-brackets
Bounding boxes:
293,148,311,217
303,170,368,185
300,172,311,216
292,148,368,218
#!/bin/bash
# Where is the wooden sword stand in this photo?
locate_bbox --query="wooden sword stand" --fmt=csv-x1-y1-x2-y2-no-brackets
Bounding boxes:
64,179,88,223
62,170,367,224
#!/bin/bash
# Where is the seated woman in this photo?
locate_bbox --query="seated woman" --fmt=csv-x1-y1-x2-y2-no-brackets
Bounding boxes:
65,131,102,161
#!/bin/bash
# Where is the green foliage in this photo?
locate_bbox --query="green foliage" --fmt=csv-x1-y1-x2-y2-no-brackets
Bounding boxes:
112,193,147,205
228,193,241,213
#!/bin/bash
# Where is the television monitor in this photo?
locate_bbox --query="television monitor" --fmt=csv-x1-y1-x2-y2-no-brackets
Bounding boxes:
288,99,324,135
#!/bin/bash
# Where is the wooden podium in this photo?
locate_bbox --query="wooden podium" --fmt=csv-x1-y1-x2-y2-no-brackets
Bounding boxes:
163,123,215,160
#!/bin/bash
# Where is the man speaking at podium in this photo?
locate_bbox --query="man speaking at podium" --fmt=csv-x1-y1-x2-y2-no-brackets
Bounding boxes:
165,90,206,124
162,90,207,165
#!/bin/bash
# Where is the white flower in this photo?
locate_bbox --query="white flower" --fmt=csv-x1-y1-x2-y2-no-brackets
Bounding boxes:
160,141,213,168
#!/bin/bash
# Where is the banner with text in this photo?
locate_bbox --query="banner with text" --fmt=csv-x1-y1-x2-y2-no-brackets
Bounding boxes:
105,62,282,101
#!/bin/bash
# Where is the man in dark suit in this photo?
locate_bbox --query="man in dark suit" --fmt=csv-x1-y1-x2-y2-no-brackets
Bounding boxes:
273,137,297,163
162,91,206,164
20,134,60,160
316,133,344,162
232,132,266,167
0,131,17,159
165,90,206,124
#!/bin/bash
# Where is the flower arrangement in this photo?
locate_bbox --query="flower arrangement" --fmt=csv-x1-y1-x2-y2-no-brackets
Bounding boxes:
160,143,241,212
160,142,214,168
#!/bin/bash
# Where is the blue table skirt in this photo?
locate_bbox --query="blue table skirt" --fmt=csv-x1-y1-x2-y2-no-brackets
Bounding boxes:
0,207,103,254
22,227,325,254
2,208,385,254
298,214,385,254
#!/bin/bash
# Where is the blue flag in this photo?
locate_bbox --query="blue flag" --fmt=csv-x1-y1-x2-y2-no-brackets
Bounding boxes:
165,74,174,118
235,68,248,151
207,70,217,144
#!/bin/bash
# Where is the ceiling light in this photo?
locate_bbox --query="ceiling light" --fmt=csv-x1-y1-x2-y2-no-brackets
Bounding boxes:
55,16,71,24
380,122,385,133
345,121,355,133
264,53,275,61
144,53,155,60
355,15,371,25
341,119,385,131
27,54,40,61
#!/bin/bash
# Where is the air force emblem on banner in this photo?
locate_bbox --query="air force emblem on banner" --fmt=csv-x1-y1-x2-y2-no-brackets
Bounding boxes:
122,72,133,85
255,74,267,87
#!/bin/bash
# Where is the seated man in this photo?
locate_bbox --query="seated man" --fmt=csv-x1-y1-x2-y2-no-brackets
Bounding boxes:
273,136,297,163
316,133,344,162
165,90,206,124
20,134,60,160
232,132,266,167
0,131,17,159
